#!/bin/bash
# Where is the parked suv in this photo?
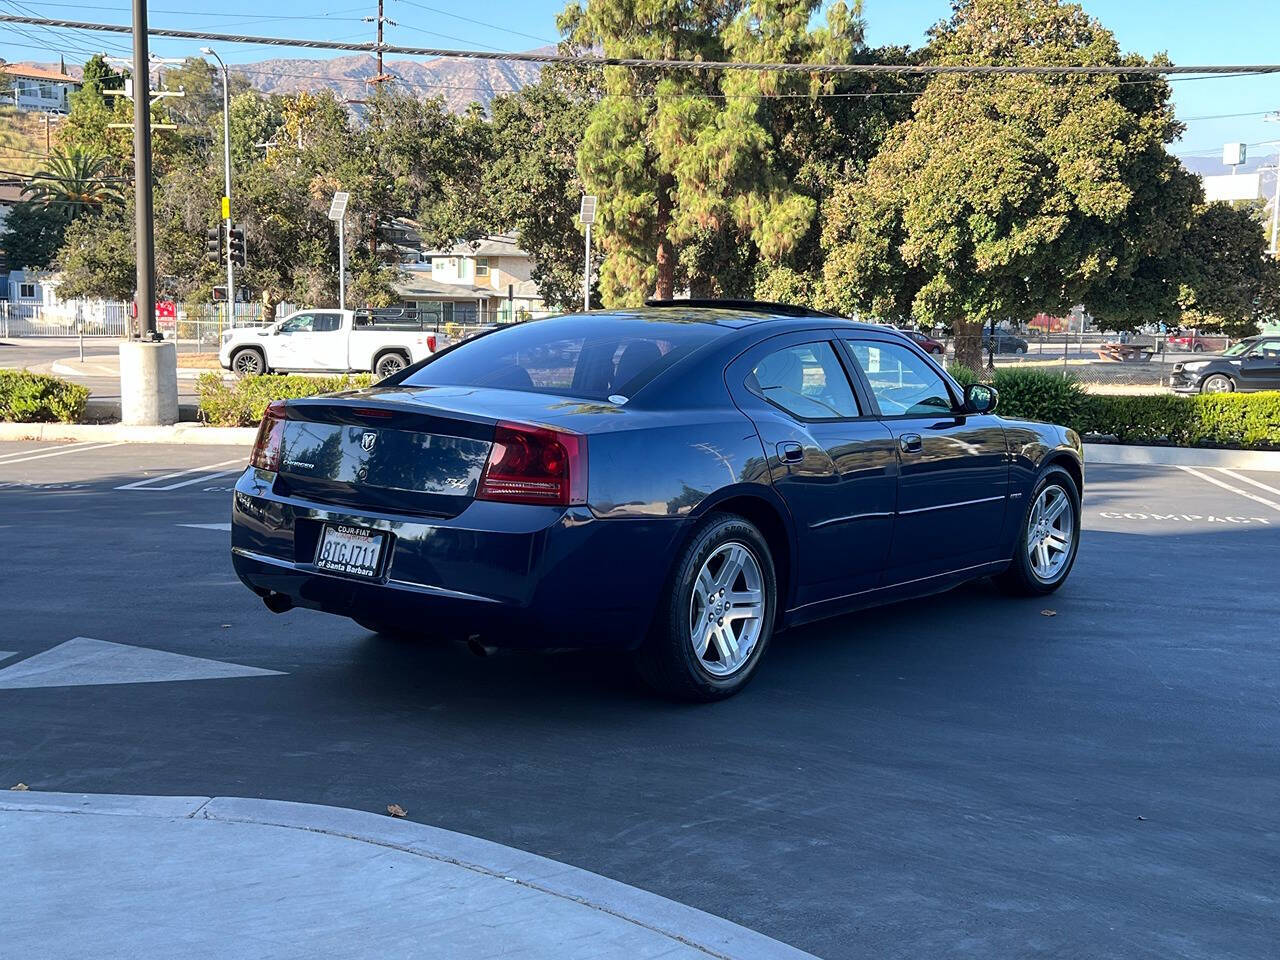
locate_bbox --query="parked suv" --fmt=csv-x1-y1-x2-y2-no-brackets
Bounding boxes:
983,329,1029,354
1169,336,1280,393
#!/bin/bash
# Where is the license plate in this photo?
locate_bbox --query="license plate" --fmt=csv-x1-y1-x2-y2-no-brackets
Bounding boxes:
315,524,386,579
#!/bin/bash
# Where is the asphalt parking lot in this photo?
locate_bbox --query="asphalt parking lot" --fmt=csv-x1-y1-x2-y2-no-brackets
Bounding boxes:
0,440,1276,960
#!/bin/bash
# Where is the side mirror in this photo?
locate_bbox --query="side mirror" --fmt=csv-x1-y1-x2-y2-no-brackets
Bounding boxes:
963,382,998,415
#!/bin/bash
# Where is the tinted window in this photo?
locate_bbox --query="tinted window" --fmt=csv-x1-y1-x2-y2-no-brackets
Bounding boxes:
313,313,342,332
846,340,954,416
749,342,860,420
401,315,728,401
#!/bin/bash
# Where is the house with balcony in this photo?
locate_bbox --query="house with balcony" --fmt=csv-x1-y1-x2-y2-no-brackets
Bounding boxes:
3,63,81,114
394,234,546,327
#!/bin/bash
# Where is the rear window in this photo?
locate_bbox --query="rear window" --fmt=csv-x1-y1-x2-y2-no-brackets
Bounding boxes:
400,315,728,401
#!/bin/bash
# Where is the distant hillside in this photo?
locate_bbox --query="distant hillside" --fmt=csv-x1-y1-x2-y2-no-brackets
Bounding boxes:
232,51,548,113
0,106,52,175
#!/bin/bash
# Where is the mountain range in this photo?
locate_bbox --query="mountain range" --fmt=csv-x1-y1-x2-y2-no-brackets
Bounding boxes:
231,52,548,113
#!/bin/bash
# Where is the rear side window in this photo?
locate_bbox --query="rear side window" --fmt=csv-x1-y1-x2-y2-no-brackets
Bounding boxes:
401,315,728,401
748,342,860,420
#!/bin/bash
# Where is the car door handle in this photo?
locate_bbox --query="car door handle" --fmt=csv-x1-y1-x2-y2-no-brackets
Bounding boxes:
899,433,923,454
776,441,804,463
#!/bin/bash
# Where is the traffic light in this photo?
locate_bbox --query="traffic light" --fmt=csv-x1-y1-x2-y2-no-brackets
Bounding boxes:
204,226,222,263
228,227,246,268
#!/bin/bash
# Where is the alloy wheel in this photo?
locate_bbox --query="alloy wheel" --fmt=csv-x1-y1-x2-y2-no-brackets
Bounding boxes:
1027,484,1075,583
1202,375,1233,394
689,541,765,677
233,351,262,375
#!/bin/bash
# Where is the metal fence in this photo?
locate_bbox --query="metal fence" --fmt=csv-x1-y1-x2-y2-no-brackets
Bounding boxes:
936,330,1233,393
0,300,294,347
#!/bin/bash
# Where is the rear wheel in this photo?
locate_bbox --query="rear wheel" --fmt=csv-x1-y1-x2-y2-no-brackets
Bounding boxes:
1201,374,1234,394
374,352,408,379
634,514,776,701
996,466,1081,596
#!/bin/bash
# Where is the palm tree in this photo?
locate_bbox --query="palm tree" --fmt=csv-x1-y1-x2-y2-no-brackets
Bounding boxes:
23,148,124,218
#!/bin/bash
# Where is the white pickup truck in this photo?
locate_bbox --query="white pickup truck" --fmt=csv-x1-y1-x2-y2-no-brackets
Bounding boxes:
218,308,446,378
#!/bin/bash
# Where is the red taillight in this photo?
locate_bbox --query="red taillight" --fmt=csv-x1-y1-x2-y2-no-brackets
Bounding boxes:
477,421,587,507
426,334,437,352
250,400,288,471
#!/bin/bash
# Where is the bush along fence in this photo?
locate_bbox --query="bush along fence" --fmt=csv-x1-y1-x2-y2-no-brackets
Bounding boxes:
0,370,90,423
196,372,374,427
950,366,1280,450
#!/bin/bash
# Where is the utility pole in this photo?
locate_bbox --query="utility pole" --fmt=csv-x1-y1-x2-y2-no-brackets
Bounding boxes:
364,0,396,85
117,0,178,426
201,47,235,313
132,3,156,342
579,195,597,311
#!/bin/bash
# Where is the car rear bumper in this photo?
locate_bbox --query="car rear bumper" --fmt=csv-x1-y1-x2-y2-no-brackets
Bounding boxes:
230,468,687,649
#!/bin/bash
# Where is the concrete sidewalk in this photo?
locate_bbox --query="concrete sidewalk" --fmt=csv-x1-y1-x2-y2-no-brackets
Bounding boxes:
0,791,816,960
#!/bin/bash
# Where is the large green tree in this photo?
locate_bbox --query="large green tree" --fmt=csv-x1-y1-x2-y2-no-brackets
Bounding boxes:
821,0,1195,369
561,0,855,305
1177,201,1277,337
0,201,69,271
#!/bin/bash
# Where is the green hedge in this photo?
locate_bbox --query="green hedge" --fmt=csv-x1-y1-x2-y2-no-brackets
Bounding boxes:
0,370,90,423
948,365,1280,449
1077,393,1280,449
197,372,373,427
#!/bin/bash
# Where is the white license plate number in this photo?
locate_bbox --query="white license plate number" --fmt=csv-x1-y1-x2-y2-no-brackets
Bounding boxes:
315,524,385,579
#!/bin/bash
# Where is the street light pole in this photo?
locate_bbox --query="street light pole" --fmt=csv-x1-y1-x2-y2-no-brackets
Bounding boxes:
338,215,347,310
202,46,235,313
578,195,597,312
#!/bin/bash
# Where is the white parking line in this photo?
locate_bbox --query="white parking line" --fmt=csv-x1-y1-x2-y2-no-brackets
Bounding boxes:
1178,465,1280,514
115,459,244,491
1217,468,1280,500
177,522,232,531
0,442,123,466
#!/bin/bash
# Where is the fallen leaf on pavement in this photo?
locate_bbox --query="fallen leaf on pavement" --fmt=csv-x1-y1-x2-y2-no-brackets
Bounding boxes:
1136,815,1147,821
386,803,407,818
10,783,29,791
1040,609,1057,617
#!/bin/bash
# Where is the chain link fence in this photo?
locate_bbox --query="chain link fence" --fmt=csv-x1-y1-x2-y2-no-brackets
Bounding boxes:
932,329,1237,393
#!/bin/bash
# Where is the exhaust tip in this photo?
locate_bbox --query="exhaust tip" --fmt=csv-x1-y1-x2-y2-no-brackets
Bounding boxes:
262,592,293,614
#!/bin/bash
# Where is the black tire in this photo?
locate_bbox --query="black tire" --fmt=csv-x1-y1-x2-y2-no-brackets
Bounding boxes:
634,513,777,702
996,465,1081,596
231,347,265,377
1016,344,1027,354
374,352,409,379
1201,374,1235,394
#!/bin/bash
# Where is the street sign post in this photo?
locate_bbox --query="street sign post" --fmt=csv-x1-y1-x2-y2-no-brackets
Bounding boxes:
329,191,350,311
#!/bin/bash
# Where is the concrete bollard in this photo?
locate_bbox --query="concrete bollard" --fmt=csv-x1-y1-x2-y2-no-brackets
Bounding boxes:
119,340,179,426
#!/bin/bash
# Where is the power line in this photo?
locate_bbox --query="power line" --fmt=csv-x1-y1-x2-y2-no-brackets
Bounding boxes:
392,0,558,47
4,14,1280,77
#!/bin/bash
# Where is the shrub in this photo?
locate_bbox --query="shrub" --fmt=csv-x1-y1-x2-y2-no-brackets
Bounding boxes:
989,368,1089,425
1076,393,1280,449
197,372,373,427
946,363,980,388
0,369,89,423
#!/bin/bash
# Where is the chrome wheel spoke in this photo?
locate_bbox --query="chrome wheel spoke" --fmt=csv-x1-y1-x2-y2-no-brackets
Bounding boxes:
1044,493,1068,523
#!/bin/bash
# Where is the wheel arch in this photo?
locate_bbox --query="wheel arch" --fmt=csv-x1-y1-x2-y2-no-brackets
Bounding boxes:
372,346,411,369
686,486,798,617
1040,450,1082,497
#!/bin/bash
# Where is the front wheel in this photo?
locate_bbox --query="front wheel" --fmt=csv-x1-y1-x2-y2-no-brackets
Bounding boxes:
231,348,265,377
634,514,776,701
996,466,1081,596
1201,374,1234,394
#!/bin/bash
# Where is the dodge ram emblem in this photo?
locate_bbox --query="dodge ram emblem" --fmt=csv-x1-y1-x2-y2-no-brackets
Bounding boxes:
360,431,377,452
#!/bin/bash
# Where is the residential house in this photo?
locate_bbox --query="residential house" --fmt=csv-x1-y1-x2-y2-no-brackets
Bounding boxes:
2,63,81,114
4,267,52,304
0,183,25,284
395,235,546,327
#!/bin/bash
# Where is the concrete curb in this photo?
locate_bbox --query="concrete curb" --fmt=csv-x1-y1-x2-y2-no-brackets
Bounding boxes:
0,422,255,445
1084,442,1280,472
0,790,817,960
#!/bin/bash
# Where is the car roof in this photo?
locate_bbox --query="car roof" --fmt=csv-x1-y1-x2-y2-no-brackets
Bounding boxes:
585,304,894,334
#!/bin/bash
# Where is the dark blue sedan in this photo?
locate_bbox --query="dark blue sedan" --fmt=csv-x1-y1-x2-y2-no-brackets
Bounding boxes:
231,301,1083,700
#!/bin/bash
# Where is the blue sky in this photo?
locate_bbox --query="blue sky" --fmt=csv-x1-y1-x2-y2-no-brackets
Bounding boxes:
3,0,1276,168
